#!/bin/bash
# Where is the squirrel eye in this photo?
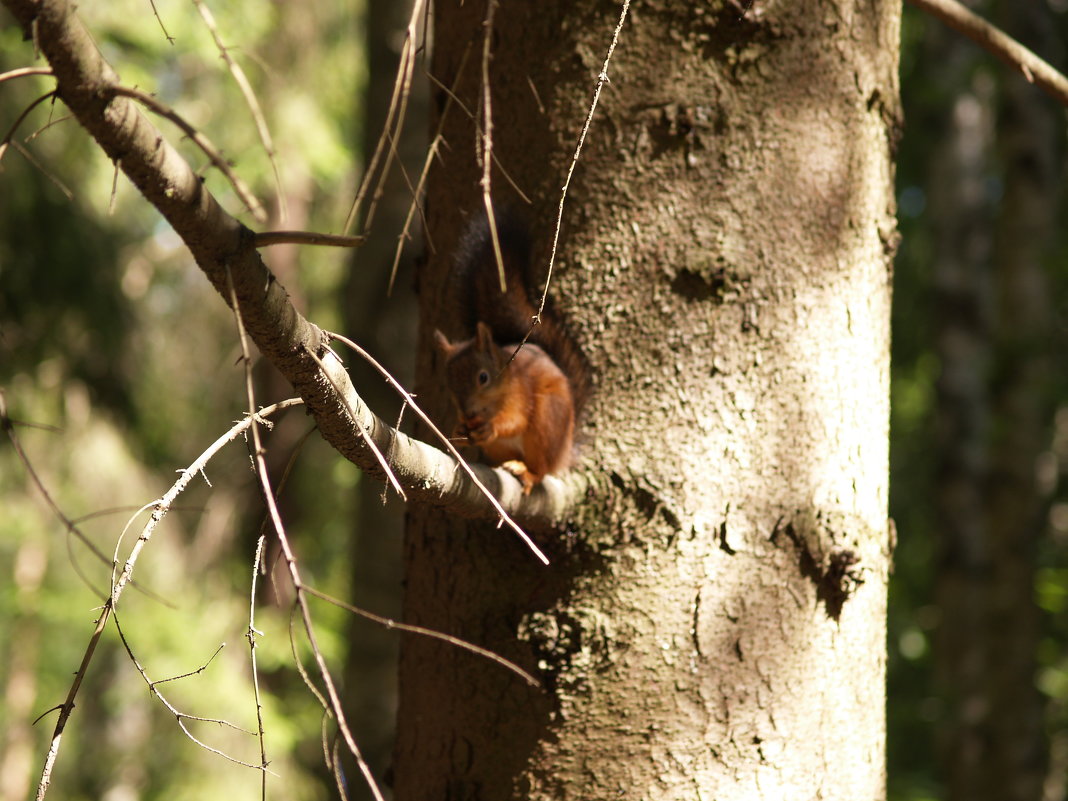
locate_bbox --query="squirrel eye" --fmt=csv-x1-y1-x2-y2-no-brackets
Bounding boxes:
477,370,490,386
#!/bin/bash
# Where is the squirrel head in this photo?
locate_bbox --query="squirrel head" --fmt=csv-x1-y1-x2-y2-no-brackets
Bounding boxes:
434,322,508,424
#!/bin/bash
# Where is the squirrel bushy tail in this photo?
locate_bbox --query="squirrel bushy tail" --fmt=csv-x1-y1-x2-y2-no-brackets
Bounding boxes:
451,209,589,418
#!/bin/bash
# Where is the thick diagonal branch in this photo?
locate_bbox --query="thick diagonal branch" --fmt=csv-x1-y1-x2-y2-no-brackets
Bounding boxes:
1,0,578,528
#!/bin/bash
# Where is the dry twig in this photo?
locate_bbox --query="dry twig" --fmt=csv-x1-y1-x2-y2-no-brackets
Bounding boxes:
192,0,286,222
26,398,302,799
107,84,268,222
344,0,426,235
225,270,386,801
251,230,365,249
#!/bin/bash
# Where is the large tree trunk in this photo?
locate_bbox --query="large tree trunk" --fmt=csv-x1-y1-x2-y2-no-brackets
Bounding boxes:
394,1,899,798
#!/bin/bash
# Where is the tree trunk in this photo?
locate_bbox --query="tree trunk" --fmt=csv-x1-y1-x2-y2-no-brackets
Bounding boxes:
394,1,899,798
341,0,425,793
928,23,997,798
931,2,1058,798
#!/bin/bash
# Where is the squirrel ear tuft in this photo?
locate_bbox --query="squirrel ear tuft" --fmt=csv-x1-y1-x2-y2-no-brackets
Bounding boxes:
475,321,495,350
433,329,455,356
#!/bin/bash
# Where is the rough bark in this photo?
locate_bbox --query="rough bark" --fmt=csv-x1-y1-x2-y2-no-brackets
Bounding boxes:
395,1,899,798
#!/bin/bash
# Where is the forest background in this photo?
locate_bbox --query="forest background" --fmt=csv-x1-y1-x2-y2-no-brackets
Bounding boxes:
0,0,1067,799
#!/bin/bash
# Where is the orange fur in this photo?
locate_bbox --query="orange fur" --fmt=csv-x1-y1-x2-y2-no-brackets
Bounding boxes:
435,324,574,493
434,211,586,493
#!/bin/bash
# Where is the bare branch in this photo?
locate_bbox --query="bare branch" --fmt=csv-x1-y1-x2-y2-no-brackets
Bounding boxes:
106,84,267,222
27,399,302,799
2,390,127,594
477,0,507,293
247,535,269,799
506,0,630,367
146,0,174,44
0,67,53,84
192,0,286,222
114,612,270,770
909,0,1068,108
10,139,73,199
386,41,477,294
304,344,407,500
225,273,386,801
251,229,366,249
540,0,630,319
303,585,540,688
0,91,56,164
344,0,426,234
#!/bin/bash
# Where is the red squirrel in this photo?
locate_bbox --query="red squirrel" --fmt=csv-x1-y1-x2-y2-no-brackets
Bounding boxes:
434,212,587,493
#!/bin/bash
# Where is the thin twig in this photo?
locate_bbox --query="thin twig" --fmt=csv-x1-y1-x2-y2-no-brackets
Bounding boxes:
540,0,630,319
303,585,540,688
507,0,630,368
257,425,317,607
248,535,269,800
11,140,73,199
3,391,120,594
909,0,1068,107
0,90,56,164
146,0,174,44
224,270,386,801
425,63,530,204
27,398,302,800
1,415,61,432
106,84,268,222
25,111,74,142
107,157,119,214
0,66,52,84
251,230,366,249
326,331,549,565
192,0,286,222
478,0,507,292
387,43,473,294
112,614,270,770
343,0,426,235
303,345,407,501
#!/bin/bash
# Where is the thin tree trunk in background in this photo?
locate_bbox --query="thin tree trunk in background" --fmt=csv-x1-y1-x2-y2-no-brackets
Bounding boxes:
395,1,899,797
984,0,1058,796
929,26,997,798
341,0,425,793
933,1,1059,798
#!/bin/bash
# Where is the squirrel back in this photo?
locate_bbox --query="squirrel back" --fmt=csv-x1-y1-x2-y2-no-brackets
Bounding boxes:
449,210,589,415
434,210,588,492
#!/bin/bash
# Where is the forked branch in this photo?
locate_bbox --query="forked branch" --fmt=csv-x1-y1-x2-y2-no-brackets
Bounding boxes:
0,0,583,533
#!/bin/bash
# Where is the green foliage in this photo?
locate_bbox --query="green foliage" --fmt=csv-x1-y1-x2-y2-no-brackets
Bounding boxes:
1,0,368,797
888,3,1068,799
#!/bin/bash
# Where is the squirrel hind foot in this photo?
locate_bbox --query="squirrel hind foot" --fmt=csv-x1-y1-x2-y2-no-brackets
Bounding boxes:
500,459,537,494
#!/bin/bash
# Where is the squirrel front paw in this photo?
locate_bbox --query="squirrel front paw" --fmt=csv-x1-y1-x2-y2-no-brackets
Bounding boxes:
466,419,496,445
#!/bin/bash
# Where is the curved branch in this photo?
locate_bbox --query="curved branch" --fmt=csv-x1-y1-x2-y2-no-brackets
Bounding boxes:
909,0,1068,108
1,0,582,531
